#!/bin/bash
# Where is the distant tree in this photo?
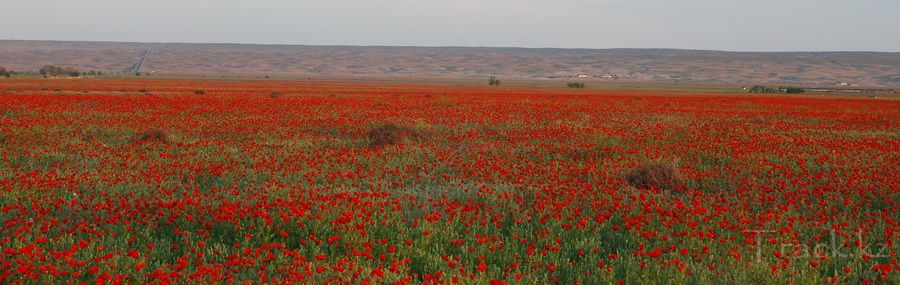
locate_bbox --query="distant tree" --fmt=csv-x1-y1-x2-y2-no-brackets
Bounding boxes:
62,67,80,77
39,65,56,77
135,72,141,76
489,76,501,86
0,66,9,78
39,65,80,78
780,86,805,94
749,85,777,93
567,82,586,89
749,85,805,94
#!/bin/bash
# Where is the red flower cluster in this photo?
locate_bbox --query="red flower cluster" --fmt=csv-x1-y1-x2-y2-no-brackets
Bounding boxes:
0,78,897,283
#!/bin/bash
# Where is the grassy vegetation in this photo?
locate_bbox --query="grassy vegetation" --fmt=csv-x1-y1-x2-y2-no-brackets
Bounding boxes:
0,78,897,284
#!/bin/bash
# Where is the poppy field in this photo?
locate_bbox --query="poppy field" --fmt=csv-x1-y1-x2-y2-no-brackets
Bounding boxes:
0,78,898,284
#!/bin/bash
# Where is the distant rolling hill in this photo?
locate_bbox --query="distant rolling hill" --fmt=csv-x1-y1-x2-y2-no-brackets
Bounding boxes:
1,40,899,87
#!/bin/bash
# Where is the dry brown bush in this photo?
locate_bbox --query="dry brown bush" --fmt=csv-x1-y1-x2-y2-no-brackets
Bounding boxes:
136,129,171,144
623,160,684,192
367,122,422,147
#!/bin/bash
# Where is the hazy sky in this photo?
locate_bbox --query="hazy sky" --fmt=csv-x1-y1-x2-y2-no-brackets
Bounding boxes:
3,0,899,52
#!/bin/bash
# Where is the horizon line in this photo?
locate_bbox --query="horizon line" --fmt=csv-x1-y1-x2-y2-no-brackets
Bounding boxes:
2,39,898,54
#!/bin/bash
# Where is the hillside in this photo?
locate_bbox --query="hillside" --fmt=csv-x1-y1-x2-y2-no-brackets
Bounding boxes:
2,40,899,87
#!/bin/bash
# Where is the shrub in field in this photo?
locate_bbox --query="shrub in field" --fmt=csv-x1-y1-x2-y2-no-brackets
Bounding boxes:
567,82,586,88
367,122,422,147
194,90,206,95
749,85,805,94
623,160,684,192
270,92,283,98
779,86,805,94
488,76,501,86
39,65,80,77
136,129,171,144
749,85,777,93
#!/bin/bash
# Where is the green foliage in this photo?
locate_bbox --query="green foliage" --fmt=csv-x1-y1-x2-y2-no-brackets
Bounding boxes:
567,82,586,88
0,66,10,78
39,65,81,77
749,85,778,93
749,85,805,94
488,76,501,86
780,86,805,94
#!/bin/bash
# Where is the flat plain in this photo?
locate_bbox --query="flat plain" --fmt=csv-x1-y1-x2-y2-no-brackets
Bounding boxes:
0,77,898,284
3,40,900,87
